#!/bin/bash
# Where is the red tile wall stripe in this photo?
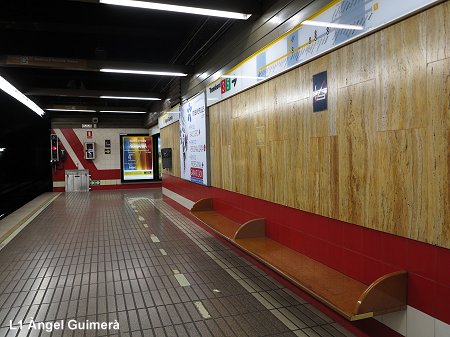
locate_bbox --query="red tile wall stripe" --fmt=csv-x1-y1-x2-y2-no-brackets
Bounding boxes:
60,128,99,174
163,174,450,325
90,183,161,190
163,194,403,337
51,129,122,181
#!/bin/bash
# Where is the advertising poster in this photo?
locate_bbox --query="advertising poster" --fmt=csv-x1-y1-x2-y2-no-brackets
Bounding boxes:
121,135,153,181
179,92,209,185
313,71,328,112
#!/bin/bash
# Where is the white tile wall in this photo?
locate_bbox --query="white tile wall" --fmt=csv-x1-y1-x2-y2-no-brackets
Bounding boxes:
407,306,435,337
376,310,407,336
435,319,450,337
162,187,194,210
73,128,149,170
378,304,450,337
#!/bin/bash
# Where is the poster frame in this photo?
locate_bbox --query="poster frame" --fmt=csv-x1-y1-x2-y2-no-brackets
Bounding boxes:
119,133,154,183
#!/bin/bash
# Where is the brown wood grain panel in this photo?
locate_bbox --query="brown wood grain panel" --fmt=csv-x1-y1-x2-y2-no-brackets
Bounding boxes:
372,129,428,239
308,136,339,218
429,129,450,248
426,1,450,63
375,13,428,131
221,145,232,191
205,2,449,248
428,58,450,130
295,64,311,101
210,144,221,188
285,99,311,210
337,34,375,88
265,140,287,205
209,105,221,150
209,105,222,187
427,57,450,247
265,73,288,113
220,99,232,146
338,80,376,225
160,122,181,178
267,106,284,142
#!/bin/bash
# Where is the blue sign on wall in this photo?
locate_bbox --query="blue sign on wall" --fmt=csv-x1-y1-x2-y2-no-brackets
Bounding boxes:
312,71,328,113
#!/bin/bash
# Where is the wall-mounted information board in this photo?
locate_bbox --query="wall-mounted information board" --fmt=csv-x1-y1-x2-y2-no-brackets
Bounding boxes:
179,92,209,186
206,0,439,106
120,135,153,181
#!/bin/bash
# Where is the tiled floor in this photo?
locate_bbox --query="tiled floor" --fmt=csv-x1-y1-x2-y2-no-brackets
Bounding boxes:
0,190,355,337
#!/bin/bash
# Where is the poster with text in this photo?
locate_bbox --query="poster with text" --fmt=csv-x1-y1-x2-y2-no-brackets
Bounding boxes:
313,71,328,112
179,92,209,185
121,135,153,181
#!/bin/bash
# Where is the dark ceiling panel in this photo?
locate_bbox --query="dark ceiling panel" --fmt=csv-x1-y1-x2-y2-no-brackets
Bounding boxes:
0,0,269,117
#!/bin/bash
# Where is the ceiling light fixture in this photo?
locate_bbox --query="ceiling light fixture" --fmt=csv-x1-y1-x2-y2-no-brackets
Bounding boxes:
0,148,5,152
100,68,188,77
301,20,364,30
100,95,161,101
100,110,147,113
0,76,45,116
46,108,97,112
99,0,251,20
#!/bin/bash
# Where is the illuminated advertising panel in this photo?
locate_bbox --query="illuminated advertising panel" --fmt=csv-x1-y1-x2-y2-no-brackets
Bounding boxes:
120,135,153,181
179,92,209,185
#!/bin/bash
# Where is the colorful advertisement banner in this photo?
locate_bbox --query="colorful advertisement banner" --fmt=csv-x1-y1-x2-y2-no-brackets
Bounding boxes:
121,135,153,181
179,92,209,186
206,0,439,106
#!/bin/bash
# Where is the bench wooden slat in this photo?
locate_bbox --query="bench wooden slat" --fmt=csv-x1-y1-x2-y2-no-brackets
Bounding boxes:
192,210,241,239
190,198,407,321
235,237,366,319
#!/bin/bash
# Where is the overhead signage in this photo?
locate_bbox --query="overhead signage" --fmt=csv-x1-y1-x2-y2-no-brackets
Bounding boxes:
179,92,209,186
6,55,88,70
206,0,439,106
158,104,180,129
313,71,328,112
120,135,153,181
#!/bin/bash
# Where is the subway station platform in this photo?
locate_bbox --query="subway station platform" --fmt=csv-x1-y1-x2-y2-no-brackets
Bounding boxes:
0,190,355,337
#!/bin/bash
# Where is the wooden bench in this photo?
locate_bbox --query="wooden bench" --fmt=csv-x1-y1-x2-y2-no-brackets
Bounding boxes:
191,198,407,321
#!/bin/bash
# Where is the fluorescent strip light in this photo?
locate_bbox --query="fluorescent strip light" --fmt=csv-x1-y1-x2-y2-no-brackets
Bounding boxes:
0,76,45,116
221,75,266,80
99,0,251,20
100,68,187,77
46,108,97,112
302,20,364,30
100,95,161,101
100,110,147,113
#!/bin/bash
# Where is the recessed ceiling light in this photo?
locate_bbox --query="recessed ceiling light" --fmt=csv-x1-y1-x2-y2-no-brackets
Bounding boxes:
100,110,147,113
46,108,97,112
99,0,251,20
100,96,161,101
0,76,45,116
100,69,188,77
302,20,364,30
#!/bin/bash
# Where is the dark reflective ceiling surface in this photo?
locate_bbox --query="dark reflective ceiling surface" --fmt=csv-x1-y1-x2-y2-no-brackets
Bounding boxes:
0,0,265,113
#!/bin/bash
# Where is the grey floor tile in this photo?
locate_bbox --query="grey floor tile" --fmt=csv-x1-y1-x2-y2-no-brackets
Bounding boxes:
0,191,353,337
